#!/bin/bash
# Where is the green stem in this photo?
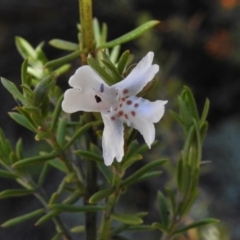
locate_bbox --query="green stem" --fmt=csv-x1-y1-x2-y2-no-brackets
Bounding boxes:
84,113,98,240
79,0,94,64
85,160,98,240
99,166,122,240
17,176,72,240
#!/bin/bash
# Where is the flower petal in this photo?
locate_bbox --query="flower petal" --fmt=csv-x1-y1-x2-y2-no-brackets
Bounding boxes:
128,116,155,148
114,52,159,96
102,114,124,166
121,97,167,147
62,66,111,113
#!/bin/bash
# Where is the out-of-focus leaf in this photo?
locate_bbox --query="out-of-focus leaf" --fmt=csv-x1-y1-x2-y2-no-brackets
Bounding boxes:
34,210,59,226
173,218,219,235
0,189,34,199
98,21,159,49
117,50,130,74
87,55,115,85
70,225,85,233
1,208,45,227
49,39,78,51
74,150,102,163
63,122,95,150
45,50,81,68
8,112,36,132
15,36,37,60
1,78,27,104
0,170,18,179
111,213,143,225
121,158,167,187
13,152,58,168
157,191,169,229
50,95,64,131
89,188,115,204
51,204,104,212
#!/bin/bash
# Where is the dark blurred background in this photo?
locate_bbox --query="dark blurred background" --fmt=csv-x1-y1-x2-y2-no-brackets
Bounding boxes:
1,0,240,239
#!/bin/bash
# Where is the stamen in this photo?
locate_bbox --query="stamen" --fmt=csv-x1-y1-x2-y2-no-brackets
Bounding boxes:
100,83,104,93
95,95,102,103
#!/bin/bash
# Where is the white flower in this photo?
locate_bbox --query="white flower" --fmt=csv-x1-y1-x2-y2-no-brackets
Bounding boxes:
62,52,167,166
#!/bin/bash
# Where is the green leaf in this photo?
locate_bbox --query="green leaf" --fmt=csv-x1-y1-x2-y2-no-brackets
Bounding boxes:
70,225,85,233
110,45,120,64
63,122,95,150
1,78,27,104
0,170,18,179
165,187,176,215
50,95,64,131
151,222,168,233
51,204,104,212
49,39,78,51
111,213,143,225
48,159,68,173
87,55,115,85
132,171,162,185
8,112,36,132
56,117,67,147
173,218,219,235
200,98,210,128
117,50,130,74
182,86,199,120
33,74,56,106
45,50,81,69
89,188,115,204
121,158,167,187
74,150,102,163
35,210,59,226
1,208,45,227
125,225,154,232
38,163,50,186
21,59,29,85
0,189,34,199
98,20,160,49
15,36,37,60
157,191,169,229
13,152,58,168
97,162,113,184
121,154,142,170
16,138,23,159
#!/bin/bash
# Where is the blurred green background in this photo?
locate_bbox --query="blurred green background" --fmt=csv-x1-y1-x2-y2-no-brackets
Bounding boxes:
1,0,240,239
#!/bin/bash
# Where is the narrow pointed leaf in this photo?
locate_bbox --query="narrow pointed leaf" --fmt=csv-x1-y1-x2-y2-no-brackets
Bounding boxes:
48,159,68,173
1,78,27,104
21,59,28,85
8,112,36,132
0,170,18,179
63,122,95,150
121,158,167,187
50,95,64,131
13,152,58,168
0,189,34,199
173,218,219,235
74,150,102,163
98,20,160,49
117,50,130,74
1,208,45,227
49,39,78,51
87,56,115,85
15,36,37,60
45,50,81,69
56,117,67,147
97,162,113,184
157,191,169,228
89,188,115,204
70,225,85,233
111,213,143,225
200,98,210,128
35,210,59,226
51,204,104,212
